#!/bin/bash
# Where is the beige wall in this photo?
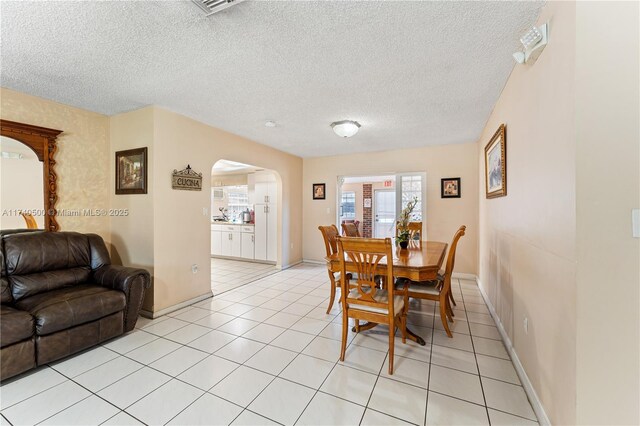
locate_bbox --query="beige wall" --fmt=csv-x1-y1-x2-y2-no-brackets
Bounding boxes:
303,142,478,274
575,2,639,424
477,3,577,424
109,107,155,310
0,87,110,242
148,107,303,312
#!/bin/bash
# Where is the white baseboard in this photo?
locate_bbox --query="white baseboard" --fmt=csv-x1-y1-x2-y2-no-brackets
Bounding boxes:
140,292,213,319
452,272,477,280
301,259,324,265
475,276,551,426
281,260,303,269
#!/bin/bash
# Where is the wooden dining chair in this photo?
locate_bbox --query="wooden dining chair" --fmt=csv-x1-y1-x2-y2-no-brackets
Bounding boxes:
341,222,360,237
398,225,466,337
20,212,38,229
319,225,350,314
337,236,408,374
395,221,422,240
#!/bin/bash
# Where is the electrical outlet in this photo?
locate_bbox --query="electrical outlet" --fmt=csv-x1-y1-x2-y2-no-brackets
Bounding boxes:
290,243,294,249
523,317,529,334
632,209,639,238
326,208,330,214
191,264,199,274
203,207,208,217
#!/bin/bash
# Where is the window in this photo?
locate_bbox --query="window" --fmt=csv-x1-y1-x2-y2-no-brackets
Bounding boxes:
400,175,422,221
340,191,356,219
225,185,250,218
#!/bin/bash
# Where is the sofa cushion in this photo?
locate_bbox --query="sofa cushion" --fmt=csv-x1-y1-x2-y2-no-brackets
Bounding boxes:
0,305,35,347
15,284,126,336
4,232,91,276
9,268,91,301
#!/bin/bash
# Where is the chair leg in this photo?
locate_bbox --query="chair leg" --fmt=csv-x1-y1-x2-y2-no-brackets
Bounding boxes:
340,310,348,362
445,297,454,321
440,299,452,338
355,319,360,333
388,319,395,375
326,273,336,314
400,313,407,344
449,289,457,307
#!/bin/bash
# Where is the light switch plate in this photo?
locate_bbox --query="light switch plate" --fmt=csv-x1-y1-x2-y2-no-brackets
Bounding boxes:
632,209,640,238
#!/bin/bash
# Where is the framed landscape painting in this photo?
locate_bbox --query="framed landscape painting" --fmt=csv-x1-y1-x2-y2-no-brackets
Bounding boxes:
116,147,147,194
484,124,506,198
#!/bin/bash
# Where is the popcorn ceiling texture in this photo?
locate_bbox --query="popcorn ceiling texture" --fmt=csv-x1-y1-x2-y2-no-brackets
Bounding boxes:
0,1,542,158
0,88,111,243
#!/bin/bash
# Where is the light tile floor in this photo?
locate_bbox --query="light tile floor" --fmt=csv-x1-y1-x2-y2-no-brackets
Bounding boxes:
0,263,538,426
211,258,278,294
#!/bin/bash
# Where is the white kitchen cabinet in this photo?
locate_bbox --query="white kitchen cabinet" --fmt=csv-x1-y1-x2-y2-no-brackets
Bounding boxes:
254,203,277,262
255,181,276,205
241,232,254,259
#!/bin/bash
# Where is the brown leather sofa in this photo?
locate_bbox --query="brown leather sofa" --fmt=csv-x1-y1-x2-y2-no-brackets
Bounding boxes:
0,231,150,381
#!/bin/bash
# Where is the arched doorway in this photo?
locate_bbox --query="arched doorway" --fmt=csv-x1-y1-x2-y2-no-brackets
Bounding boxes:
209,159,282,294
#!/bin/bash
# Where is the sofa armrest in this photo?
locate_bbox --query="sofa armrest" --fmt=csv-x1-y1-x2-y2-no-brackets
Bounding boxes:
93,265,151,332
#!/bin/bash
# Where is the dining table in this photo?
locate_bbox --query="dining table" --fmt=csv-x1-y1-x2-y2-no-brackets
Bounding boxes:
325,239,448,346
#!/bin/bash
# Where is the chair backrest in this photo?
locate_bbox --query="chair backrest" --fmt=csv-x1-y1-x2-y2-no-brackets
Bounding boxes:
341,222,360,237
441,225,466,292
395,221,422,240
20,213,38,229
337,237,395,313
318,225,340,256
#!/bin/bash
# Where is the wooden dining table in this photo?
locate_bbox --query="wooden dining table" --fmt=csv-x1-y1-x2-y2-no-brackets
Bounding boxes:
325,239,448,346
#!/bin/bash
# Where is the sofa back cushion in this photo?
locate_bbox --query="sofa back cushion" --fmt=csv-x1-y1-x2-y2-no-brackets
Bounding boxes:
4,232,93,301
1,246,11,304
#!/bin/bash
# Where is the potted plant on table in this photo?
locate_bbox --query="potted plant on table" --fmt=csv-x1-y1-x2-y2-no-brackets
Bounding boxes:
396,197,418,249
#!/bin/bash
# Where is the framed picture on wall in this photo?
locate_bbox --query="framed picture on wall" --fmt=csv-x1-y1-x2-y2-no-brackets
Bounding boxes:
484,124,507,198
116,147,148,195
312,183,326,200
441,178,461,198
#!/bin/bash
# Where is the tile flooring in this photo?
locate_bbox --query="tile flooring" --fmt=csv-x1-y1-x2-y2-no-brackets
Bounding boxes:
0,263,539,426
211,258,278,294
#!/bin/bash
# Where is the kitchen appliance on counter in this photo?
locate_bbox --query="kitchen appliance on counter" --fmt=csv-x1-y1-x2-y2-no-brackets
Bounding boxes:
242,209,252,223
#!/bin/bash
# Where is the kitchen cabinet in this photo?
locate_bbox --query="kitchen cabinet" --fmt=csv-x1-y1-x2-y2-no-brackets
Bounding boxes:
211,229,222,256
254,202,277,262
255,181,276,205
241,232,254,260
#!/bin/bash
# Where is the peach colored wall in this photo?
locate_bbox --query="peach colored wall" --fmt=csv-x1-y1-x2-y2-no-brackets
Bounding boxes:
303,142,478,274
149,107,302,312
109,107,155,311
0,88,110,243
477,2,576,424
575,2,639,424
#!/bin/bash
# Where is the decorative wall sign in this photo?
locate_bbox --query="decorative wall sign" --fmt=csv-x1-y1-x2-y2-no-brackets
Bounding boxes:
441,177,461,198
484,124,507,198
116,147,147,195
313,183,326,200
172,164,202,191
364,198,372,208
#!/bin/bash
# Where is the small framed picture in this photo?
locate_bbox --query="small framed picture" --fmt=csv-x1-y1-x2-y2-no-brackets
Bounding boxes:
116,147,147,195
312,183,326,200
441,178,461,198
484,124,507,198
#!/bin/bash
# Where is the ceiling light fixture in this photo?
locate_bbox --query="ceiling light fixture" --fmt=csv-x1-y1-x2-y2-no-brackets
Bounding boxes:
331,120,361,138
513,23,549,65
264,120,277,128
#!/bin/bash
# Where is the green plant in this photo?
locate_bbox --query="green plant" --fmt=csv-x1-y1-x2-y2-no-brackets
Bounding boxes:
396,197,418,243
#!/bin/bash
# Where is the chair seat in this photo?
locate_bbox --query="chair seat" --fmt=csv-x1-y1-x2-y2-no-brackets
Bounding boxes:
0,305,34,347
398,280,441,296
347,288,404,314
15,284,126,336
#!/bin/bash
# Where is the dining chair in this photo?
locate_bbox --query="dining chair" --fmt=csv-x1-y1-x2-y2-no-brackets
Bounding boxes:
395,221,422,240
337,236,408,374
20,212,38,229
341,222,360,237
318,225,350,314
398,225,466,337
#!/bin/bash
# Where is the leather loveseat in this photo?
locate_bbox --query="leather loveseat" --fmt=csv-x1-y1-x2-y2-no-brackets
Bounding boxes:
0,231,150,381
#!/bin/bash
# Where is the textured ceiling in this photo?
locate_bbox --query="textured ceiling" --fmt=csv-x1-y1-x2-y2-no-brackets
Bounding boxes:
1,1,542,157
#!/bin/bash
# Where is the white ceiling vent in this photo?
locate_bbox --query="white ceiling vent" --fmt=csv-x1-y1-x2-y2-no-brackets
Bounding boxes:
192,0,246,16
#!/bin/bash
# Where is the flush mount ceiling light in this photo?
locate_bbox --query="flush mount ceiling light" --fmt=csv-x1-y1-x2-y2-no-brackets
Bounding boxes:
191,0,246,16
330,120,361,138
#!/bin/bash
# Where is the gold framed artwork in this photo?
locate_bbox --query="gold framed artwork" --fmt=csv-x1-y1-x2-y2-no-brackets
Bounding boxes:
484,124,506,198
